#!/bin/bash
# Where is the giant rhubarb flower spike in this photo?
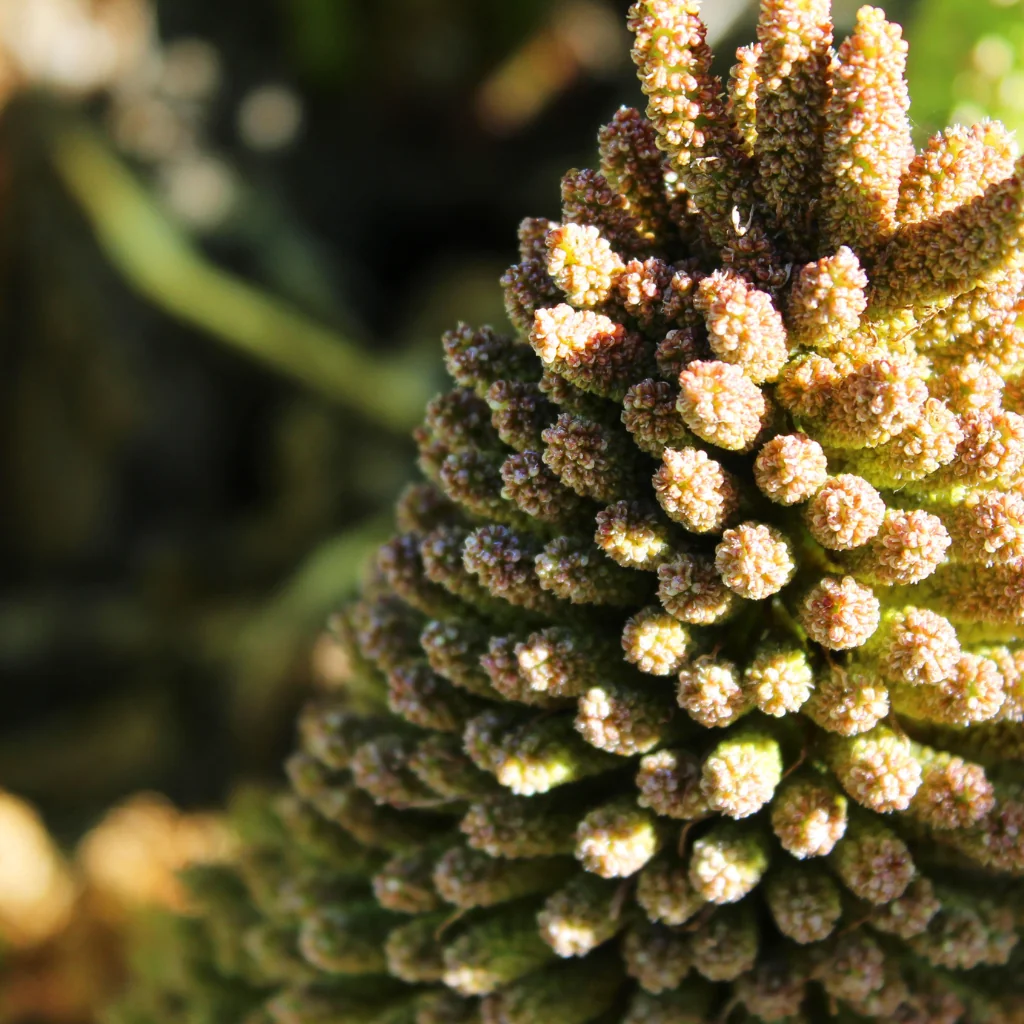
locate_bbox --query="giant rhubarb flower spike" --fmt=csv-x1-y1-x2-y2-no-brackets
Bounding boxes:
113,3,1024,1023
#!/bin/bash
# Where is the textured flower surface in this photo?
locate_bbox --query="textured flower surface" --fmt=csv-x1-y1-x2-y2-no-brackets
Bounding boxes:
113,3,1024,1023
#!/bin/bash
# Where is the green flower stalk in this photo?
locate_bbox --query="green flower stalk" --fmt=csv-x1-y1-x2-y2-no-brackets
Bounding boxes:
112,2,1024,1022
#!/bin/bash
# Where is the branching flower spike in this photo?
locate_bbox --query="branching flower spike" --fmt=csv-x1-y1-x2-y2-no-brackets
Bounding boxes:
113,3,1024,1023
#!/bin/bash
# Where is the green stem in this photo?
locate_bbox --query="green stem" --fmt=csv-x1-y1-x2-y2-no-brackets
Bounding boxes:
47,122,435,431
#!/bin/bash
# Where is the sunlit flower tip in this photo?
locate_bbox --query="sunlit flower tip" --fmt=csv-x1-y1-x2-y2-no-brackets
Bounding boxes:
848,508,951,586
676,360,767,451
595,500,674,570
787,247,868,349
622,606,691,676
694,270,788,383
484,714,620,796
983,644,1024,722
875,156,1024,311
819,5,912,253
688,823,770,904
654,447,741,534
770,777,848,859
799,575,881,650
827,726,923,814
931,360,1005,416
514,626,604,700
814,357,929,450
575,682,675,756
532,304,648,400
845,397,964,488
775,352,841,422
897,121,1020,228
677,654,751,728
804,662,890,737
617,257,673,329
743,643,814,717
714,521,795,601
804,474,885,551
945,487,1024,570
910,749,995,831
753,432,829,506
699,730,783,819
874,607,961,687
893,651,1005,726
575,798,661,879
936,408,1024,490
538,874,625,957
546,222,625,309
657,551,738,625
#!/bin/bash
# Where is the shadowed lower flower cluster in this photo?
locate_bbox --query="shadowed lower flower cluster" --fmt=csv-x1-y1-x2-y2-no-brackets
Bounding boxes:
112,2,1024,1023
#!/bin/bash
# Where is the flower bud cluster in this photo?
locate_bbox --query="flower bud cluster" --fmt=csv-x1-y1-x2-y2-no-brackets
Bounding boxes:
118,2,1024,1022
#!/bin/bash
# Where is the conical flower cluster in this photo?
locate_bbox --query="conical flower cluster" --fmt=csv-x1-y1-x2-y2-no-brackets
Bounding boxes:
114,3,1024,1023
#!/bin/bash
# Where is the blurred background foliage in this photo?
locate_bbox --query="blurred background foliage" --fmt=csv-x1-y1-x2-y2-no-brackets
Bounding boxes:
0,0,1010,1019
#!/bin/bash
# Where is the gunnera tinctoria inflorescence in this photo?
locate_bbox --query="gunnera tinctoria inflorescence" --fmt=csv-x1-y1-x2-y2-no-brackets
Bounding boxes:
112,3,1024,1023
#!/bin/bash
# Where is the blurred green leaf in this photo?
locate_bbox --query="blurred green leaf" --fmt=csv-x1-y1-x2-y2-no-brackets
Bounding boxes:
908,0,1024,138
